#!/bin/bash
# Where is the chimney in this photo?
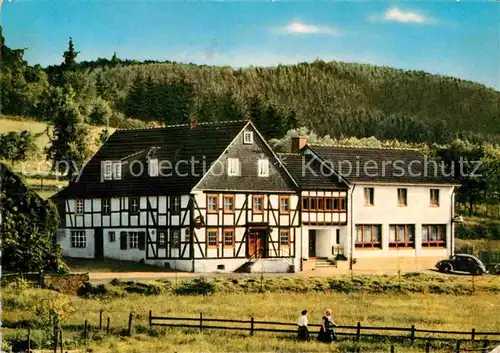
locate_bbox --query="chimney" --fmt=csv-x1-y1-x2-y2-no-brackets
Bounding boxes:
291,136,308,153
190,117,197,129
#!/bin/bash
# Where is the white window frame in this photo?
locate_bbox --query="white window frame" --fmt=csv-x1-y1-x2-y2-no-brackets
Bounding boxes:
258,158,269,177
227,158,240,176
279,229,290,247
112,161,122,180
129,232,139,249
102,161,113,180
71,230,86,248
243,131,254,144
171,196,181,214
102,198,111,215
223,228,235,247
129,197,139,214
75,199,84,215
149,158,159,177
171,229,180,248
157,230,167,248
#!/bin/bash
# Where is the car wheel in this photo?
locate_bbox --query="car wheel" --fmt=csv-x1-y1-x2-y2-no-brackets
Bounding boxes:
441,264,452,273
494,264,500,275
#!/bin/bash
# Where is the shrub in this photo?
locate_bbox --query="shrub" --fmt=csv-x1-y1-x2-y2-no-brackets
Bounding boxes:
174,279,216,296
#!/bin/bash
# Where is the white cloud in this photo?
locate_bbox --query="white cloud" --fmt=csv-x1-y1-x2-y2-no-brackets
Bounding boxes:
384,8,426,23
370,8,434,24
281,21,340,36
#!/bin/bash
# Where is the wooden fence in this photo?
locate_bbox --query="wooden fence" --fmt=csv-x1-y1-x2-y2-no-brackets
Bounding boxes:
9,310,500,353
149,311,500,352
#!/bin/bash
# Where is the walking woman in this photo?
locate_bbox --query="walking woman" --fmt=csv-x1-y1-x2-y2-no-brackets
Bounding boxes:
317,308,337,343
297,310,309,341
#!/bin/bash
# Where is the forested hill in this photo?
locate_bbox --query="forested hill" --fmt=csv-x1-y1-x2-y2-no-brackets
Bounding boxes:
92,61,500,142
3,32,500,144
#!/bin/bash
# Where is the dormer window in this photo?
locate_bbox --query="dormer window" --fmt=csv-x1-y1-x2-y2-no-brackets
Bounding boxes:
103,160,122,180
149,158,159,177
258,159,269,177
227,158,240,176
243,131,253,144
103,161,113,180
112,161,122,180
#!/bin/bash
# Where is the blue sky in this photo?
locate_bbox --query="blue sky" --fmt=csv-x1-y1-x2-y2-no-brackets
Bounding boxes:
2,1,499,89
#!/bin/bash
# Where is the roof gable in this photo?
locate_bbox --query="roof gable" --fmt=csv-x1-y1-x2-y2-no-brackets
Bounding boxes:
193,123,297,192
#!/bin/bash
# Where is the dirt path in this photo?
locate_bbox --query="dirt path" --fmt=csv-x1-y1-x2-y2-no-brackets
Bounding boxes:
89,271,197,282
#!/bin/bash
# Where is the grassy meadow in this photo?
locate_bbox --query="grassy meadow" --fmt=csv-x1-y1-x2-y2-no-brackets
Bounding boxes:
0,115,113,198
3,274,500,352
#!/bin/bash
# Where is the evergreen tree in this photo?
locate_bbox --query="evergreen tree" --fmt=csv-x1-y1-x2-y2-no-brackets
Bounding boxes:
110,52,119,67
61,37,79,72
44,85,91,179
124,73,147,119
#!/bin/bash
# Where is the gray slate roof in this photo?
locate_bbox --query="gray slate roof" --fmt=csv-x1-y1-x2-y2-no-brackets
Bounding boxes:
279,153,348,190
307,145,456,185
53,121,248,198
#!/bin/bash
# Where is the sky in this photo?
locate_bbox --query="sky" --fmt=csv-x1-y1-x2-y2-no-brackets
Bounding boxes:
2,1,499,90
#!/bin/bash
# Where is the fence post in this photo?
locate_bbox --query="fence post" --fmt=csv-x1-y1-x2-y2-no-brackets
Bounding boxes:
410,324,415,344
53,317,58,353
200,312,203,332
59,329,63,353
99,309,103,331
471,328,475,341
106,317,110,335
425,342,430,353
250,317,254,336
27,326,31,352
128,312,133,336
390,344,395,353
455,341,461,353
38,271,44,288
356,322,361,342
149,310,152,329
84,320,88,344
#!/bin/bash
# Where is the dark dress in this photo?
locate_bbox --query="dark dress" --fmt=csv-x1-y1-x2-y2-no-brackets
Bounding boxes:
298,325,309,341
317,316,336,343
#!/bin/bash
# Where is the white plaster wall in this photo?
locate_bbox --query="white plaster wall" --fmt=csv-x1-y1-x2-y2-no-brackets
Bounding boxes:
102,228,147,262
250,259,292,273
350,184,454,259
300,226,347,260
58,229,95,258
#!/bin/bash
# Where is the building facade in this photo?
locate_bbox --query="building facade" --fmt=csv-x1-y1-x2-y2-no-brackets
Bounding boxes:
54,121,457,272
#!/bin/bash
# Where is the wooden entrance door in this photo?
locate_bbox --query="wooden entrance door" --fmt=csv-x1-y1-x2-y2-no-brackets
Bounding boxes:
94,228,104,260
308,230,316,257
247,229,267,258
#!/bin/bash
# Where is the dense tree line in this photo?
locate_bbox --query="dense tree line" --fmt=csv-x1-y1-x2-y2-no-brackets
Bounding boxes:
2,30,499,145
1,163,63,272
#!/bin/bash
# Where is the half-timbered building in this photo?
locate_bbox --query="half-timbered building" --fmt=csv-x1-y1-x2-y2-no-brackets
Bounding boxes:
53,121,300,272
53,122,457,273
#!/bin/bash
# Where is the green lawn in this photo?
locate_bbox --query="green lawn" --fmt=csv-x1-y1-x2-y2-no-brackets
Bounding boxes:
0,115,113,199
3,281,499,353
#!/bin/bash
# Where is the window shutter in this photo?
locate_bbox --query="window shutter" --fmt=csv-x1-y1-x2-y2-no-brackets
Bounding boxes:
120,231,127,250
138,232,146,250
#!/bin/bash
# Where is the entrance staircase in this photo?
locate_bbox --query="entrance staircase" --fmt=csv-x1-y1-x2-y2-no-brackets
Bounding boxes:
303,257,337,271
